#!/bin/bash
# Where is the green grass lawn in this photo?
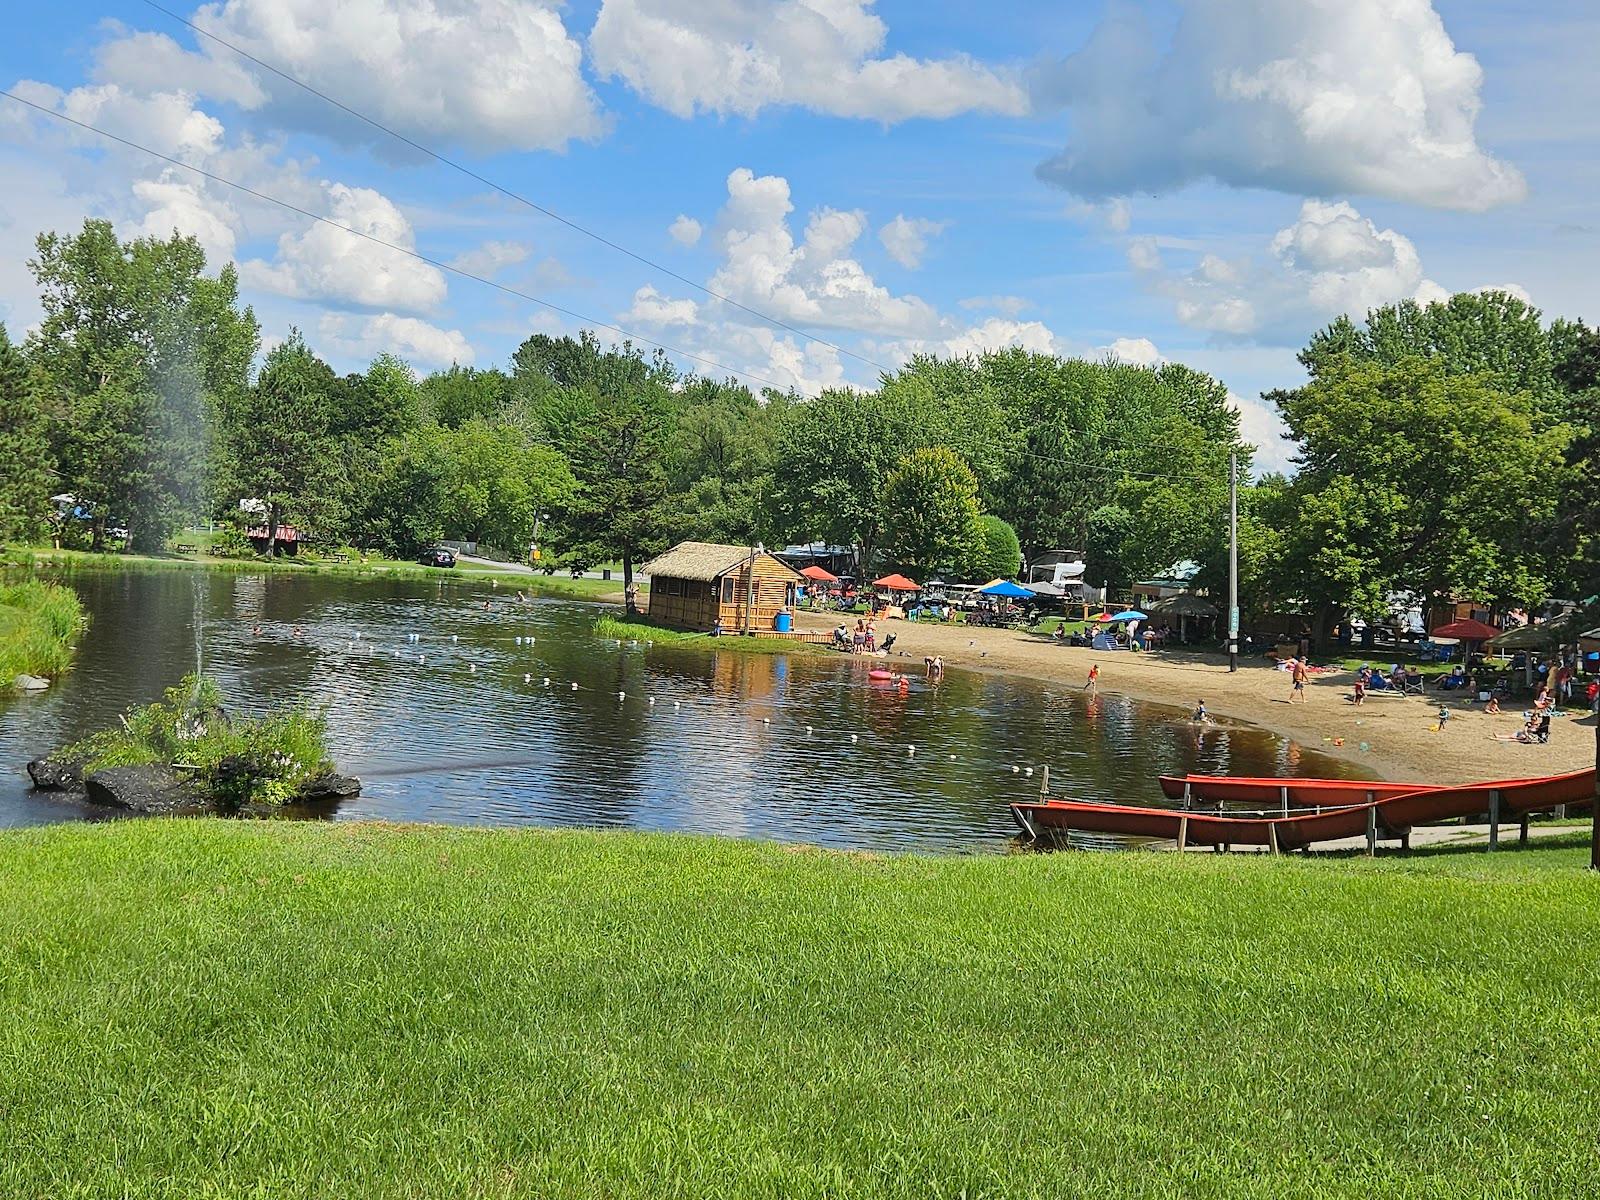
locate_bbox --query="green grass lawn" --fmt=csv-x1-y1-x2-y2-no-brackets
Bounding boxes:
594,614,826,654
2,821,1596,1198
2,546,634,601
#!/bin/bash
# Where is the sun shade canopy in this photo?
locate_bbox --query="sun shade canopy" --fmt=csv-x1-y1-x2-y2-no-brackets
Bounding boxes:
872,573,920,591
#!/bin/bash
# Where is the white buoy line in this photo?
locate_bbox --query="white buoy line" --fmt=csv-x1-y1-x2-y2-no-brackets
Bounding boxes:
313,630,1056,779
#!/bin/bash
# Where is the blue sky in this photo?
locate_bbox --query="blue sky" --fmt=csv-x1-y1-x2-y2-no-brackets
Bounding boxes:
2,0,1596,473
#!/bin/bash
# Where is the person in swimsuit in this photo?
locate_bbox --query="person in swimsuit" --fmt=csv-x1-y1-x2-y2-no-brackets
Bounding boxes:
1288,657,1308,703
1086,663,1100,694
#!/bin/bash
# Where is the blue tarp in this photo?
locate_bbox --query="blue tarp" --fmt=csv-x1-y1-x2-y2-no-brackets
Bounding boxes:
979,579,1033,599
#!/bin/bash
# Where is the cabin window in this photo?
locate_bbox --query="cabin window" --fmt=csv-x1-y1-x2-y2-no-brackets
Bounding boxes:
721,577,736,604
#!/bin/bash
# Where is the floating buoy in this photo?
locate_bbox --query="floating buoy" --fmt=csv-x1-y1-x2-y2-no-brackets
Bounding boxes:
528,636,535,645
418,655,425,664
949,754,956,762
618,691,626,701
571,682,579,691
673,700,681,709
1011,765,1020,774
805,725,813,735
907,746,916,757
646,640,653,646
514,636,520,645
762,717,771,725
524,674,531,683
469,663,476,674
648,697,656,706
1024,767,1034,777
850,734,858,743
452,634,459,643
355,632,361,640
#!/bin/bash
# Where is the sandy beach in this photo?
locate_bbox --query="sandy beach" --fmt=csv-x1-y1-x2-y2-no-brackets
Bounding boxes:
795,610,1596,785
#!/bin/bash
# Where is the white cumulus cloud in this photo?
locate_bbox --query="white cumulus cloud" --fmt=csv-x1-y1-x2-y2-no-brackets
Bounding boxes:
319,312,474,368
1034,0,1524,211
878,215,947,269
668,215,702,246
449,240,530,278
589,0,1026,122
242,183,447,312
195,0,605,152
1100,336,1162,366
1137,199,1529,341
623,285,699,327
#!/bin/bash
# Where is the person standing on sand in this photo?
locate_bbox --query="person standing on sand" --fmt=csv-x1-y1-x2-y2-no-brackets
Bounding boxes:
1288,657,1309,703
1352,666,1368,706
1086,663,1100,694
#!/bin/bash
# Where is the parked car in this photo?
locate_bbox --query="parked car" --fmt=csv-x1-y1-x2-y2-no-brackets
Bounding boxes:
418,547,456,568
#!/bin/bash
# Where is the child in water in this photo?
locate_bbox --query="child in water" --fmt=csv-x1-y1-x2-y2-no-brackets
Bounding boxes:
1192,699,1209,723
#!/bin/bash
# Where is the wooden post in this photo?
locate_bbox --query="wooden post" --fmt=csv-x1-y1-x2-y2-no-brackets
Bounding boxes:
1177,814,1189,852
1279,785,1289,816
1268,822,1280,856
1182,779,1192,809
1519,816,1529,848
1366,803,1377,857
1039,764,1049,798
1488,789,1500,852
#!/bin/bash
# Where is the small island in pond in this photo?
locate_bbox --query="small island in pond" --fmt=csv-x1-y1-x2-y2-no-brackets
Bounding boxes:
27,674,359,817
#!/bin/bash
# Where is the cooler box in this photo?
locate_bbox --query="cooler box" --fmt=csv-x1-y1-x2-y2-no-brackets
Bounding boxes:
774,611,793,632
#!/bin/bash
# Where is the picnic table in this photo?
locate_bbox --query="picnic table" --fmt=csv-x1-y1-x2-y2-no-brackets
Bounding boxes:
174,543,197,554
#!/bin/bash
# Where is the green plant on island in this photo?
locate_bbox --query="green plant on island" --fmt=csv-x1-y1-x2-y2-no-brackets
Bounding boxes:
59,674,333,810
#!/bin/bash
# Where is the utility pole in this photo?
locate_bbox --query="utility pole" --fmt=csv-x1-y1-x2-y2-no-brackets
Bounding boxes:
1228,451,1239,673
1591,714,1598,871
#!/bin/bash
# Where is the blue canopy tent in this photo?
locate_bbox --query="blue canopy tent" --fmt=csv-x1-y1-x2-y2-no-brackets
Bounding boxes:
978,579,1033,599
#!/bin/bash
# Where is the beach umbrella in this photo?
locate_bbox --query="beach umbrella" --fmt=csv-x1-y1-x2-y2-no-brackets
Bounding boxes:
1430,617,1501,669
1485,622,1561,651
978,579,1033,599
799,565,839,582
1430,618,1500,642
871,573,920,591
1107,610,1148,622
1092,612,1116,622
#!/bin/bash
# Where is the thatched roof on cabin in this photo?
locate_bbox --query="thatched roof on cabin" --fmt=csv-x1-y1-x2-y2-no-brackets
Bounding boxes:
640,541,801,583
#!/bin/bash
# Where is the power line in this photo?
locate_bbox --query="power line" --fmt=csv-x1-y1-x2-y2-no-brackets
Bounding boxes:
1,89,791,392
134,0,888,375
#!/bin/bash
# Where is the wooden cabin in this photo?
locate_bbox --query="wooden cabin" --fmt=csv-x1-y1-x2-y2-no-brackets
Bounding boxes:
641,541,802,634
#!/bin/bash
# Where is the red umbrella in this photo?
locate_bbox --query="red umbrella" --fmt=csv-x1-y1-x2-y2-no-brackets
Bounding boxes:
1431,618,1500,641
799,564,839,582
872,573,920,591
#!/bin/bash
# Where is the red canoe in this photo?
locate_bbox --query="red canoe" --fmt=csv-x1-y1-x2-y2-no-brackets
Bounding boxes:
1015,769,1595,851
1157,774,1429,806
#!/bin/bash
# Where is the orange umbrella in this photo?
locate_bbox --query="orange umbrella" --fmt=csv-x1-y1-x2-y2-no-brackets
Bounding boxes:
872,573,920,591
799,565,839,582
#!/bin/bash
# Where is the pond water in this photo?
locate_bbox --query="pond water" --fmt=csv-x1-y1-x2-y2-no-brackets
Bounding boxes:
1,572,1367,852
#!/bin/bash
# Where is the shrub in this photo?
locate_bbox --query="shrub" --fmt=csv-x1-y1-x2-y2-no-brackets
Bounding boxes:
60,674,333,810
0,580,86,682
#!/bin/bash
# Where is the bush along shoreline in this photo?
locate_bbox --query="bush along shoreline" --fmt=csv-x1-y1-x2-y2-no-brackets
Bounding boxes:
27,674,360,816
0,579,86,691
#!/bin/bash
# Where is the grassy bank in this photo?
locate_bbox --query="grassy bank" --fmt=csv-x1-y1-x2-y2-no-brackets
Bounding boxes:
0,578,85,683
3,546,630,601
595,613,825,654
1,821,1596,1198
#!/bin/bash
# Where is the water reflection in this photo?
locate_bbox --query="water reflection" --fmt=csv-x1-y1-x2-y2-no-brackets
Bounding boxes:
0,571,1369,852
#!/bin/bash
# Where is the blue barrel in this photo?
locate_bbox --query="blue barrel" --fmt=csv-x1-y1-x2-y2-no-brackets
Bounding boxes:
774,610,793,633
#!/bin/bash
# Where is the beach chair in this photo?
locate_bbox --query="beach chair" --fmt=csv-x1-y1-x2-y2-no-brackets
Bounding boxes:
1532,714,1551,744
1401,671,1425,696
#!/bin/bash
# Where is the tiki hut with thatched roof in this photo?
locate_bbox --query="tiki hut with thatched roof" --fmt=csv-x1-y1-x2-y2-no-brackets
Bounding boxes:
640,541,802,633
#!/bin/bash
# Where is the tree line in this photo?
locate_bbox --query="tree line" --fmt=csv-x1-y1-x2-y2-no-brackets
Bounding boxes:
0,220,1595,649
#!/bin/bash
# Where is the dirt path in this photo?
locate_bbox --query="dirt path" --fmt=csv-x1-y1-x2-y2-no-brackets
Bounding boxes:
796,611,1595,785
